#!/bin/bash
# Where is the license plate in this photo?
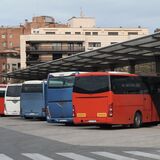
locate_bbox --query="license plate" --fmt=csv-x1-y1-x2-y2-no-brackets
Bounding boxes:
88,120,97,123
77,113,86,117
59,120,67,122
29,113,35,115
97,113,107,117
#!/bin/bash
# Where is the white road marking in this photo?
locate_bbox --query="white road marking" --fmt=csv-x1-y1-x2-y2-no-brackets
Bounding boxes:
22,153,54,160
125,151,160,160
92,151,138,160
57,152,96,160
0,154,14,160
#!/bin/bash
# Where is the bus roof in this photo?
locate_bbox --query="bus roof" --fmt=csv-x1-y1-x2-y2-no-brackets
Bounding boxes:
7,83,22,86
48,72,86,77
23,80,44,84
75,72,137,77
0,84,7,88
0,88,6,91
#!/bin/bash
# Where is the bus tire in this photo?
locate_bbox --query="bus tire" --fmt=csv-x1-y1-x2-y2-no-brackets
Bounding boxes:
64,122,74,126
99,124,112,129
24,116,30,119
133,112,142,128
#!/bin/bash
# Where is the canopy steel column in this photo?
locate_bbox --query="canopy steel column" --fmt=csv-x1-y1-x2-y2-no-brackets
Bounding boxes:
155,55,160,75
109,64,115,71
128,60,135,74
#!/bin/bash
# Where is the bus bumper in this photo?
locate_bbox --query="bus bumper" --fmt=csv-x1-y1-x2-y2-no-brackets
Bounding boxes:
47,116,73,123
23,112,46,118
73,117,113,125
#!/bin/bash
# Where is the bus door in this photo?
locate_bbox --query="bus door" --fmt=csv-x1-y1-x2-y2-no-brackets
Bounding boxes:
142,77,160,122
149,78,160,120
143,94,152,122
141,77,152,122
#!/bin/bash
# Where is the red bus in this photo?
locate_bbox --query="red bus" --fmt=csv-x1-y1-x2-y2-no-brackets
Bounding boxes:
0,84,6,116
72,72,160,128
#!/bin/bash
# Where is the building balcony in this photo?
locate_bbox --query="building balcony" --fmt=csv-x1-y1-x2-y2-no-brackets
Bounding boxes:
26,46,85,53
26,60,45,66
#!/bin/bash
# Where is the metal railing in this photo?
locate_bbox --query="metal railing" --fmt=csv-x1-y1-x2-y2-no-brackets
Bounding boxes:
26,46,85,52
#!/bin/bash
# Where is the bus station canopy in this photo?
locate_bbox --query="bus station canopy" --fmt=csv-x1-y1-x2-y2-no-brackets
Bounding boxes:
1,32,160,80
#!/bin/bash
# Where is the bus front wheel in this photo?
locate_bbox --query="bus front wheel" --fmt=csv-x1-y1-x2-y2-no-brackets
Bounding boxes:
133,112,142,128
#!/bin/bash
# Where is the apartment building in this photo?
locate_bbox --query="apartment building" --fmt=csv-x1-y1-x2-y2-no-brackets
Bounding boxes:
20,16,149,68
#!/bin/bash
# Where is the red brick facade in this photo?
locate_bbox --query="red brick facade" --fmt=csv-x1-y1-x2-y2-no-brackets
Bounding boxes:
0,16,67,53
0,16,67,83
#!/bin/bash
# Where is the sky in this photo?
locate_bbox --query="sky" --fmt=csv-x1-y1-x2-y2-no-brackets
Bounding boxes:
0,0,160,33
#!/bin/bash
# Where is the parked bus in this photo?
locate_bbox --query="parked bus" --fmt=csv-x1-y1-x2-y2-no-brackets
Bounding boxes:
0,84,6,116
4,83,22,115
20,80,47,119
73,72,160,128
46,72,82,124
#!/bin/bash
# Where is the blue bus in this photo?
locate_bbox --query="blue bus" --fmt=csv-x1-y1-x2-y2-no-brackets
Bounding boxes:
20,80,47,119
46,72,82,124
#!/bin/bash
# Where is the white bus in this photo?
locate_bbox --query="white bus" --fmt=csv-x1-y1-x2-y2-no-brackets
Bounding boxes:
4,83,22,115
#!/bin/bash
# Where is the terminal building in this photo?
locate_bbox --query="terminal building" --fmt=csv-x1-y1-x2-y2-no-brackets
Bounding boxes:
20,16,149,68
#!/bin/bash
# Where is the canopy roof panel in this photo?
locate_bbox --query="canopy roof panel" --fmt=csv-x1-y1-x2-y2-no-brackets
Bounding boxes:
1,32,160,80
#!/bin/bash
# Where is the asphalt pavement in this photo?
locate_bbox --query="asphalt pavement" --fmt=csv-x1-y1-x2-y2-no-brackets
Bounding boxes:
0,117,160,160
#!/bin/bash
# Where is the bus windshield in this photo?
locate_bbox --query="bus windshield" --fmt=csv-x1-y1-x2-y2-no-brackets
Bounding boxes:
73,76,110,94
48,76,75,88
6,86,21,97
22,84,43,93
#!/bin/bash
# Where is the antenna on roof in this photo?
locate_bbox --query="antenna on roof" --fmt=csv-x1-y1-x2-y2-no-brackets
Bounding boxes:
80,7,85,17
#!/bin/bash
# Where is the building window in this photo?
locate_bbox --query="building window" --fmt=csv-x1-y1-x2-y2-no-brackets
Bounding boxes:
88,42,101,47
128,32,138,35
92,32,98,36
12,64,17,71
111,42,118,44
53,54,62,60
9,34,13,38
85,32,91,35
46,32,55,35
2,63,6,72
33,30,39,34
65,32,71,35
108,32,119,36
18,63,20,69
75,32,81,35
1,34,6,38
10,42,13,47
2,42,6,47
7,64,10,70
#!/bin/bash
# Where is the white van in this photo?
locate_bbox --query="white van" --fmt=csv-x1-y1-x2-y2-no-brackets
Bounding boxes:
4,83,22,115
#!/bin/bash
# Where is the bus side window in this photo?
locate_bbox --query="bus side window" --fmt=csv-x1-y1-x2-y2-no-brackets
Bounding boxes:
134,77,149,94
111,76,149,94
111,76,128,94
152,84,160,94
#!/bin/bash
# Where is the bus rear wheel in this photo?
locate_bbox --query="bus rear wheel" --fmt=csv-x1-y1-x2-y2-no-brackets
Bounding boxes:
99,124,112,129
133,112,142,128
